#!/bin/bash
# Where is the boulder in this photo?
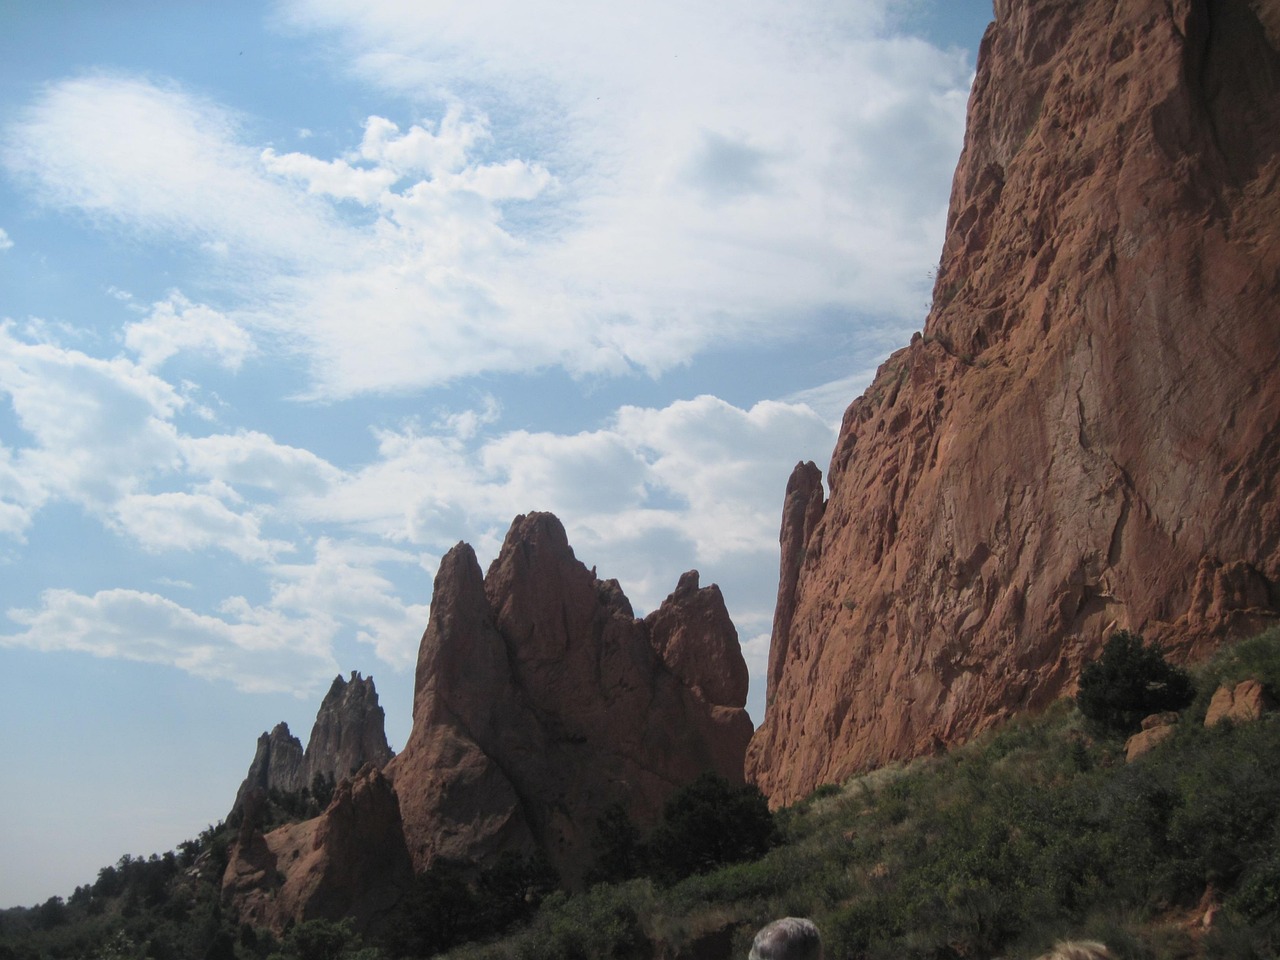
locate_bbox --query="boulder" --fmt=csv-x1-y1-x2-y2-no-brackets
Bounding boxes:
1205,679,1272,727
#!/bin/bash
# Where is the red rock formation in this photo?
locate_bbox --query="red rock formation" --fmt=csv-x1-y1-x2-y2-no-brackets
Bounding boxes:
1205,679,1272,727
222,764,412,934
749,0,1280,806
386,512,753,884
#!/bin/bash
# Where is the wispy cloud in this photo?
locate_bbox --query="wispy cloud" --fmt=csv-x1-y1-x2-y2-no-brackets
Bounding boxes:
2,1,970,399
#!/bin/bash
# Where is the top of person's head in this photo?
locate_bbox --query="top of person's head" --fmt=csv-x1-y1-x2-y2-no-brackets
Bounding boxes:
1035,941,1112,960
748,917,822,960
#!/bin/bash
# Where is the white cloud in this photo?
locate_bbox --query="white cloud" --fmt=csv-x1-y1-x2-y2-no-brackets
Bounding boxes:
180,430,341,496
0,227,12,251
124,292,255,371
1,75,344,268
110,492,286,562
267,539,429,668
297,393,834,619
3,6,971,400
0,322,184,509
2,588,340,695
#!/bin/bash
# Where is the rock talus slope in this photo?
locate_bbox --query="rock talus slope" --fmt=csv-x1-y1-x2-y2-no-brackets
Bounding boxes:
386,512,753,884
749,0,1280,805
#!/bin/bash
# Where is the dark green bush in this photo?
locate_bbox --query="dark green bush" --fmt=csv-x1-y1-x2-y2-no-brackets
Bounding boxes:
646,773,778,885
1076,631,1195,737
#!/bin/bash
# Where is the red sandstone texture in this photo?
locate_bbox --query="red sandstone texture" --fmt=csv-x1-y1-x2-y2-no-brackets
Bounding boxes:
749,0,1280,806
386,512,753,884
222,764,413,934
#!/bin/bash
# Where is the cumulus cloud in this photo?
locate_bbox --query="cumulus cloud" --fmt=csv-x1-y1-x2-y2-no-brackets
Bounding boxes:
110,492,287,562
298,393,834,619
180,431,341,496
0,322,184,509
124,292,255,371
0,227,12,251
0,312,823,688
267,539,430,668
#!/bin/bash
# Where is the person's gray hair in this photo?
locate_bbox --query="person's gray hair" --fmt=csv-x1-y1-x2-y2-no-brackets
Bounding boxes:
749,917,823,960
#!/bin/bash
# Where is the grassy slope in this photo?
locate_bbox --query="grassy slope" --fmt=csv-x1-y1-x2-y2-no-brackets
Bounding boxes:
4,630,1279,960
448,629,1280,960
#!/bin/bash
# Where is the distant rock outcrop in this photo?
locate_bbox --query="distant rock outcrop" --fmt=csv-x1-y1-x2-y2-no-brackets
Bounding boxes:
231,723,306,816
750,0,1280,805
223,763,412,934
230,672,394,818
302,672,394,787
386,512,754,884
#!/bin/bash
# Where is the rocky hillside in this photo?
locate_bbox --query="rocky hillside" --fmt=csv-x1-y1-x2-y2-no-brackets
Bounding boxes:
230,672,394,817
749,0,1280,806
386,512,753,885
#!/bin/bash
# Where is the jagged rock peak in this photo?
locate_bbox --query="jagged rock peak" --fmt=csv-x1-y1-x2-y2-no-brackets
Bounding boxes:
229,673,394,819
230,722,305,816
748,0,1280,807
303,671,394,788
387,510,754,885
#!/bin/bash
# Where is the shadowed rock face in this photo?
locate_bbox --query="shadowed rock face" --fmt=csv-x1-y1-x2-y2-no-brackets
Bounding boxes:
386,512,754,884
230,673,394,818
749,0,1280,806
222,764,413,935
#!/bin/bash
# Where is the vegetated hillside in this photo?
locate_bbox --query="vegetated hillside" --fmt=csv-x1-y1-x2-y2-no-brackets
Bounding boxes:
750,0,1280,806
4,629,1279,959
446,629,1280,960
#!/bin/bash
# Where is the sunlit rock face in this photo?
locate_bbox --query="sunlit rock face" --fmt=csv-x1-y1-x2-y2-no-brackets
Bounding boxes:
387,511,754,884
749,0,1280,806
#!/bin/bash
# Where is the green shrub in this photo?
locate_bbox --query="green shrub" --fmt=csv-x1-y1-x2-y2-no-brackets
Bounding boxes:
1076,631,1195,737
646,774,778,885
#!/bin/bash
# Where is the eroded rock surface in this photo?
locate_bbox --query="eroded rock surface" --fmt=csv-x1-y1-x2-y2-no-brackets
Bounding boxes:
222,764,412,934
749,0,1280,805
386,512,754,884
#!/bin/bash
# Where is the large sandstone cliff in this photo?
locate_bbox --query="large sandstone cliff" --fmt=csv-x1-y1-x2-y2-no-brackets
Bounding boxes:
386,512,753,884
749,0,1280,806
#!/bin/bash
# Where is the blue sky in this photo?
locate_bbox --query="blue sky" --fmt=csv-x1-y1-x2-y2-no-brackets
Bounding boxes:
0,0,992,907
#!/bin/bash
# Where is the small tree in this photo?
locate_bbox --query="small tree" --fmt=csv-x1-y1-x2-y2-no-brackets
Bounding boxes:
1076,630,1194,737
587,802,644,885
647,772,777,884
